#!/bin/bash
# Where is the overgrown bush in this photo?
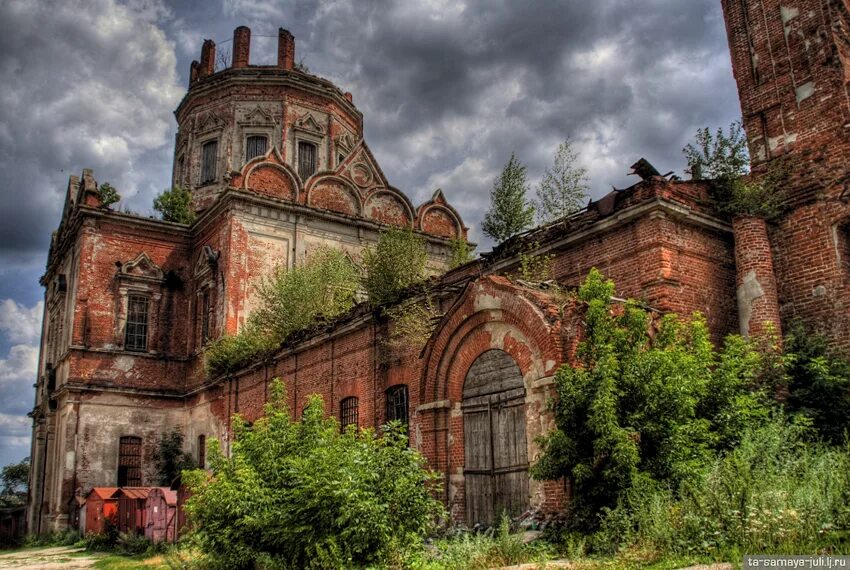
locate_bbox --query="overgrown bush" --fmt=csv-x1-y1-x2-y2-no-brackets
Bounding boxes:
533,270,774,529
250,247,359,340
154,185,196,224
783,321,850,445
205,248,359,377
154,428,196,486
204,325,277,377
183,380,444,569
535,269,850,557
363,226,427,306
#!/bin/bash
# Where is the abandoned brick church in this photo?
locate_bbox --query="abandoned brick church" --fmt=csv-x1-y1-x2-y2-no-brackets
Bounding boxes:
27,0,850,533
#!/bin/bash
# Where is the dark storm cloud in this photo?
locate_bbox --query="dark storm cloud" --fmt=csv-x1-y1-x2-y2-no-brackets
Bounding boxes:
0,0,182,260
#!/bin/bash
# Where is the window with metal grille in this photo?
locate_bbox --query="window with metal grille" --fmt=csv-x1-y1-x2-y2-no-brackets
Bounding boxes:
340,397,359,430
297,141,317,181
117,436,142,487
385,385,409,424
201,289,211,343
198,434,206,469
124,295,149,352
201,140,218,183
246,135,268,162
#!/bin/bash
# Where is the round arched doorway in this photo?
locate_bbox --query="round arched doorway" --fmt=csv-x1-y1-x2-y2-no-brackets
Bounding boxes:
462,349,530,526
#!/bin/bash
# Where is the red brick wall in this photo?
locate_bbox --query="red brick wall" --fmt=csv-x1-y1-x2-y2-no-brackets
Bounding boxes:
722,0,850,351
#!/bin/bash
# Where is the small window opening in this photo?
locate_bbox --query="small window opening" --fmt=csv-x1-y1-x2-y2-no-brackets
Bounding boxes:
201,140,218,184
246,135,268,162
340,397,359,430
124,295,149,352
201,289,211,343
298,141,317,181
385,385,409,425
198,435,206,469
177,155,185,185
117,436,142,487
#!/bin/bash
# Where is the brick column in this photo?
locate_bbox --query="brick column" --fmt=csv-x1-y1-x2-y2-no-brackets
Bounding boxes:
199,39,216,78
732,215,782,340
232,26,251,68
277,28,295,70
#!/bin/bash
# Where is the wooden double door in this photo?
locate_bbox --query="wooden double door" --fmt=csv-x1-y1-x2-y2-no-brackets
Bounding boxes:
462,349,529,526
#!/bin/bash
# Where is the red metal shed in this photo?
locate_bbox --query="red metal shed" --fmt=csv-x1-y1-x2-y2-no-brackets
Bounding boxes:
112,487,151,535
145,487,177,544
82,487,118,535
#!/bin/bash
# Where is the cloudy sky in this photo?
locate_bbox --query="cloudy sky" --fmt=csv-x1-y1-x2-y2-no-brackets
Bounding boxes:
0,0,743,468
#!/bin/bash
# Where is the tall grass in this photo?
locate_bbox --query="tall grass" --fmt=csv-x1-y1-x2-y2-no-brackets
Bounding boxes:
597,415,850,556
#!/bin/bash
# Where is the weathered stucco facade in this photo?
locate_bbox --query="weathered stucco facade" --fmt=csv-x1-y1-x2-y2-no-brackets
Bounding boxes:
28,2,850,534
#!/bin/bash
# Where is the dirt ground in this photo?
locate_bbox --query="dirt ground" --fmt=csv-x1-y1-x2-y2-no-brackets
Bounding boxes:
0,546,98,569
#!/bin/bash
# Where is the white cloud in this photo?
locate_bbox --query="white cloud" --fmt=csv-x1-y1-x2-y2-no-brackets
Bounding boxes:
0,0,182,254
0,299,43,345
0,344,39,416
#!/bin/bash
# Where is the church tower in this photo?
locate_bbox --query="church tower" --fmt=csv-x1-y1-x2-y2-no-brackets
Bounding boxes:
721,0,850,349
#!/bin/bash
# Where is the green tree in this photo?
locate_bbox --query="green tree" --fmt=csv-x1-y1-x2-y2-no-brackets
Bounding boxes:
683,122,786,219
535,140,590,223
153,185,196,224
362,226,427,306
184,380,444,569
153,429,196,486
482,153,535,242
1,458,29,507
97,182,120,208
683,121,750,182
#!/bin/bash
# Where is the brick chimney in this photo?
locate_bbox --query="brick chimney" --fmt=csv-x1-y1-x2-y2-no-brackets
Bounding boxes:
232,26,251,68
277,28,295,70
199,39,216,78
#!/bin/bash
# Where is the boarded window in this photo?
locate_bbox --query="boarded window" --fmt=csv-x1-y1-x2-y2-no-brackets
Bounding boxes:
117,436,142,487
246,135,268,161
340,397,359,430
124,295,149,352
201,140,218,183
297,141,317,181
385,385,409,424
201,289,211,343
198,435,206,469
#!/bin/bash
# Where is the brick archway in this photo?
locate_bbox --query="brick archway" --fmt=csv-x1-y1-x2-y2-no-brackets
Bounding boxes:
418,275,568,522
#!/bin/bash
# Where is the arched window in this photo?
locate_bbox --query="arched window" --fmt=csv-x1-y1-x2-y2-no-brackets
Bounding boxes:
340,397,359,430
385,385,409,425
117,436,142,486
